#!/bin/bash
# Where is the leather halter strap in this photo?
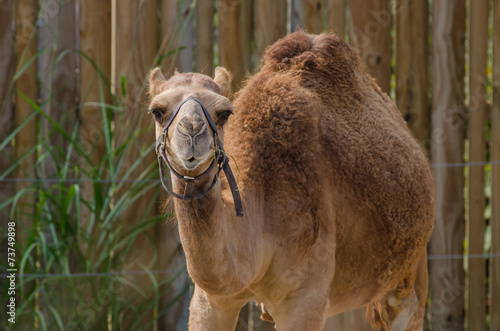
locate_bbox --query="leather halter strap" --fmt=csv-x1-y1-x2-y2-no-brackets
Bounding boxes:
155,97,243,217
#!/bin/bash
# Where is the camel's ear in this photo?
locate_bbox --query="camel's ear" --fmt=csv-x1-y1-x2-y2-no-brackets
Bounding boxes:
214,67,232,97
149,68,167,97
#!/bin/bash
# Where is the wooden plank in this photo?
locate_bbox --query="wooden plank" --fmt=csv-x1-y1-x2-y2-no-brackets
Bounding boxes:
14,0,38,241
218,0,252,90
79,0,111,167
348,0,392,94
395,0,428,144
39,0,77,177
327,0,345,39
345,308,371,330
14,1,38,328
195,0,214,76
254,0,288,66
323,313,344,330
160,0,194,74
0,2,14,326
112,0,159,327
0,4,14,206
158,2,195,330
430,1,466,330
291,0,323,33
160,0,179,75
490,1,500,329
178,0,194,72
38,0,77,326
79,2,112,328
468,2,489,329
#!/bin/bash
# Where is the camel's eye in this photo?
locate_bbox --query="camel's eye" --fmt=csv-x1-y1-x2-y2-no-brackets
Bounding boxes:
150,108,164,121
215,109,233,126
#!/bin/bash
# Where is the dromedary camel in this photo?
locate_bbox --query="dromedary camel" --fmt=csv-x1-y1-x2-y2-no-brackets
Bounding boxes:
147,32,434,330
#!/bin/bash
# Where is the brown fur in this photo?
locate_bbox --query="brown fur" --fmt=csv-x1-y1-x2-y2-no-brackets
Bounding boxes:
148,31,434,331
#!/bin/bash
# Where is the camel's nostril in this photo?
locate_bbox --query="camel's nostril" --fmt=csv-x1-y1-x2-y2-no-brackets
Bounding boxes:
179,118,205,137
188,157,196,162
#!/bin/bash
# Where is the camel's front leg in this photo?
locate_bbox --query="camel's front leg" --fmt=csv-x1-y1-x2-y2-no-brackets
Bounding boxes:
270,290,329,331
188,285,242,331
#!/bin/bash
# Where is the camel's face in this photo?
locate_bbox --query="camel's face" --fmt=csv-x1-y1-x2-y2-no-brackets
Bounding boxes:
148,68,233,175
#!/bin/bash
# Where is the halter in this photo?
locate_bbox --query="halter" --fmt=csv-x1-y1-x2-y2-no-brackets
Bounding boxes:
155,97,244,217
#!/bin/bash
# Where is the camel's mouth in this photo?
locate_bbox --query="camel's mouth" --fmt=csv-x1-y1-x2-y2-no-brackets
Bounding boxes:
181,155,209,170
182,157,199,170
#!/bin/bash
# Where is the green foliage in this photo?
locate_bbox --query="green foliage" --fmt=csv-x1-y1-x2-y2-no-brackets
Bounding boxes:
0,43,186,331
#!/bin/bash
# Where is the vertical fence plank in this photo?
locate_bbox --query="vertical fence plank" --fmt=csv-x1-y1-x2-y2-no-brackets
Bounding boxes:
291,0,323,33
160,0,195,74
0,2,14,326
14,0,39,328
490,1,500,329
218,0,252,90
38,0,77,326
346,308,372,330
195,0,214,76
79,0,111,167
348,0,392,94
113,0,159,327
326,0,345,38
468,2,489,330
430,1,466,330
39,0,77,172
178,0,194,72
14,0,38,243
323,314,344,330
158,3,193,329
79,3,111,328
395,0,428,144
160,0,178,75
254,0,287,65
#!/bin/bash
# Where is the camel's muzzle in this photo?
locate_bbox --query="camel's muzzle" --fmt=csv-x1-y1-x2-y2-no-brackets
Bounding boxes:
155,97,243,217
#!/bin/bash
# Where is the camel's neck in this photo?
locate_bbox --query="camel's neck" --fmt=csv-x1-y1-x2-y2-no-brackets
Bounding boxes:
174,171,264,294
172,172,247,293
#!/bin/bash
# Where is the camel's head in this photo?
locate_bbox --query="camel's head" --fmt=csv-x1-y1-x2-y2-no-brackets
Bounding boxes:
148,67,233,175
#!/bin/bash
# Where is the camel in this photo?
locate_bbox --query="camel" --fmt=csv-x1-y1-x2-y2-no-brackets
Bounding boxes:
147,31,434,331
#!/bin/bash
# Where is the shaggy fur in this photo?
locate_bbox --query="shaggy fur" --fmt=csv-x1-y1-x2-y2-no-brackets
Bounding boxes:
148,31,434,331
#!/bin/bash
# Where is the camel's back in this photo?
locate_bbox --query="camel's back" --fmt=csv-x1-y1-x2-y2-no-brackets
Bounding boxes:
225,32,434,278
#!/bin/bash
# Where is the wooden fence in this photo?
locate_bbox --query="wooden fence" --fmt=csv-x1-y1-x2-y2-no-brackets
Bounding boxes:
0,0,499,330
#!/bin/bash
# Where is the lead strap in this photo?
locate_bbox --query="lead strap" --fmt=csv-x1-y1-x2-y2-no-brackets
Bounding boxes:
222,156,244,217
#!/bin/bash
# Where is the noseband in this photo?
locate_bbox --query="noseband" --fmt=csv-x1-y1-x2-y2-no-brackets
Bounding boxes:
155,97,243,217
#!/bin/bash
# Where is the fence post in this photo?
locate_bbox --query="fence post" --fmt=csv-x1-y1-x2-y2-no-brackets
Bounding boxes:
490,1,500,329
112,0,159,327
14,0,39,328
0,2,15,326
291,0,323,33
38,0,78,326
218,0,252,91
395,0,428,145
39,0,77,173
254,0,287,66
178,0,194,72
326,0,345,39
430,1,466,330
195,0,214,76
160,0,195,74
468,1,489,330
79,1,112,327
348,0,392,94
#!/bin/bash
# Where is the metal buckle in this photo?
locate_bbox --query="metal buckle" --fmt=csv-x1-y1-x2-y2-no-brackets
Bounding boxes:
183,176,195,181
161,130,167,149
